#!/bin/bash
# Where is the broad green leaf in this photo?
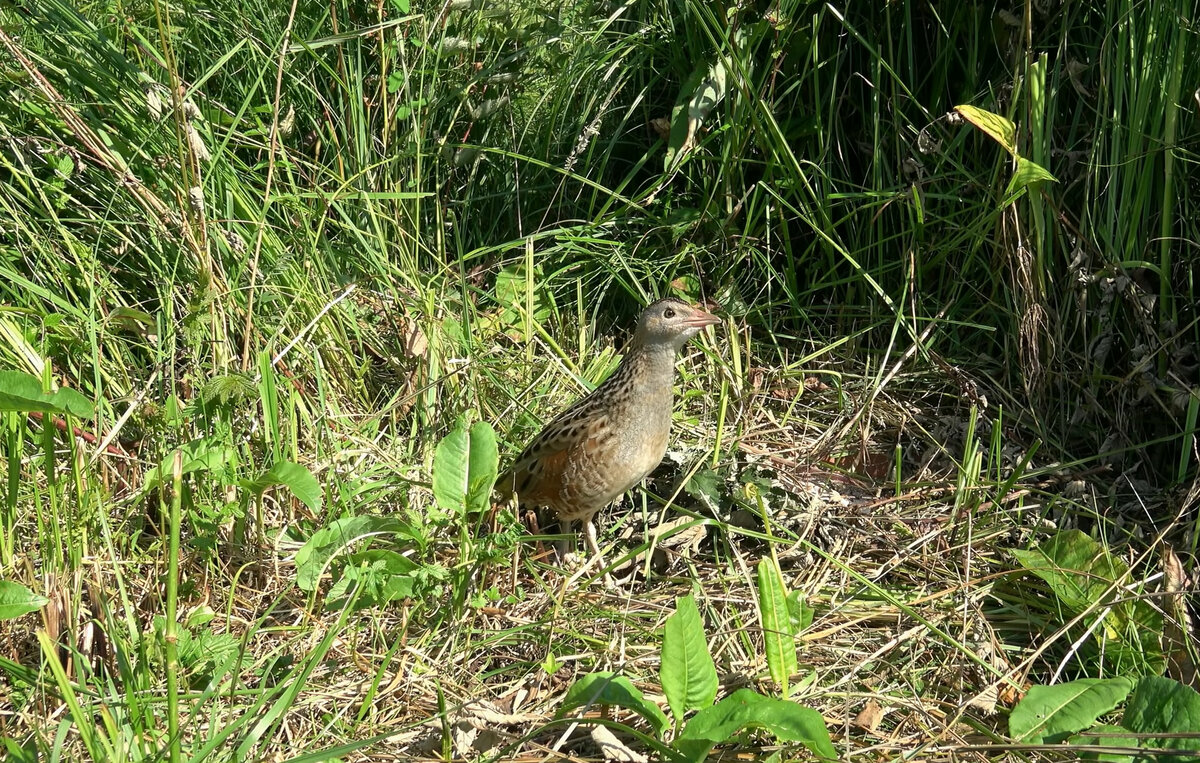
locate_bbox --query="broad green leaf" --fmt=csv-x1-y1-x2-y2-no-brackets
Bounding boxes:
394,97,426,118
142,438,237,494
0,370,93,418
662,595,718,723
0,581,49,620
1068,724,1139,762
240,461,321,512
664,68,709,172
558,672,670,737
1009,678,1137,743
757,559,797,695
432,423,469,518
1010,530,1164,673
294,516,415,591
433,419,497,518
954,104,1016,154
1122,676,1200,759
677,689,835,762
466,421,498,515
1004,156,1059,199
1011,531,1117,611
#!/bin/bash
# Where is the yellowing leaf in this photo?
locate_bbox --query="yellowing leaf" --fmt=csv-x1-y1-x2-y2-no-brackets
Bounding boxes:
955,104,1016,155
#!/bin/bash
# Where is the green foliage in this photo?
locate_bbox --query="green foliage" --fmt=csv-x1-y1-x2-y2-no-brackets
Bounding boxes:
0,371,92,417
1009,677,1137,744
757,558,798,697
199,373,258,408
559,595,833,760
240,461,321,511
1122,676,1200,759
1067,724,1140,763
0,737,36,763
954,103,1058,205
0,581,49,620
558,673,671,738
294,515,427,595
492,264,556,338
663,27,741,173
151,614,240,686
1009,530,1164,673
675,689,835,762
432,419,498,521
1011,676,1200,762
954,105,1017,154
0,0,1197,757
661,595,718,724
326,548,446,611
141,438,237,496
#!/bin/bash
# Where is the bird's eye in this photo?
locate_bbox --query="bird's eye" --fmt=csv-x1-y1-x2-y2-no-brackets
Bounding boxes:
663,308,676,319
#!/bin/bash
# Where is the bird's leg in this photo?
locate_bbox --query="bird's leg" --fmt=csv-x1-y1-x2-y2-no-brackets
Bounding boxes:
556,518,574,561
582,517,617,590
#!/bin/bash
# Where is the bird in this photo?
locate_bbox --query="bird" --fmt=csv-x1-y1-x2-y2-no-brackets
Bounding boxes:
497,297,720,579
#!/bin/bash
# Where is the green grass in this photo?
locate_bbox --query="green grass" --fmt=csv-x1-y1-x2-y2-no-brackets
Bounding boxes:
1,0,1198,760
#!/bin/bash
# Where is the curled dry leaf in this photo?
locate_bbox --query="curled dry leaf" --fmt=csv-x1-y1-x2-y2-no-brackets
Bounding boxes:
966,685,999,716
1162,544,1198,689
401,317,428,359
591,725,648,763
853,698,886,732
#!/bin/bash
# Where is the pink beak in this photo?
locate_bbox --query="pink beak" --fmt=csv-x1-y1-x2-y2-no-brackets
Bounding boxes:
685,307,721,328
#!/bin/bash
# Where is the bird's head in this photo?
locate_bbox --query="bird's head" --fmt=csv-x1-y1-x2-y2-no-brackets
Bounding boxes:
634,298,720,350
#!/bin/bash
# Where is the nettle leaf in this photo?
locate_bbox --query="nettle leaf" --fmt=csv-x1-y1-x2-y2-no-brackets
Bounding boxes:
683,469,723,512
294,515,417,592
325,548,444,611
0,370,93,418
198,372,256,407
558,672,669,738
676,689,835,762
1009,677,1137,744
662,595,718,723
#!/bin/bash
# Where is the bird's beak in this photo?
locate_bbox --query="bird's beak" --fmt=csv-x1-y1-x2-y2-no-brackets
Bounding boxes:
685,307,721,328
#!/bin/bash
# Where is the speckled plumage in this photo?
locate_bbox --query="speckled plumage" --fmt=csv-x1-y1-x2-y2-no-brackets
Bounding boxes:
497,298,720,574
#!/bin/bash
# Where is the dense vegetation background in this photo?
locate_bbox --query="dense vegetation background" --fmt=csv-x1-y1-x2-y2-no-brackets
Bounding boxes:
1,0,1198,760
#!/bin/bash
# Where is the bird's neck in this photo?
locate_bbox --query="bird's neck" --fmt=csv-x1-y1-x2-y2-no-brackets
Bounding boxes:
619,341,678,390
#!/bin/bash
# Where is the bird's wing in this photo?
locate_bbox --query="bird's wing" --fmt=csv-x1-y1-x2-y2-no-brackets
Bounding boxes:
497,398,610,501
